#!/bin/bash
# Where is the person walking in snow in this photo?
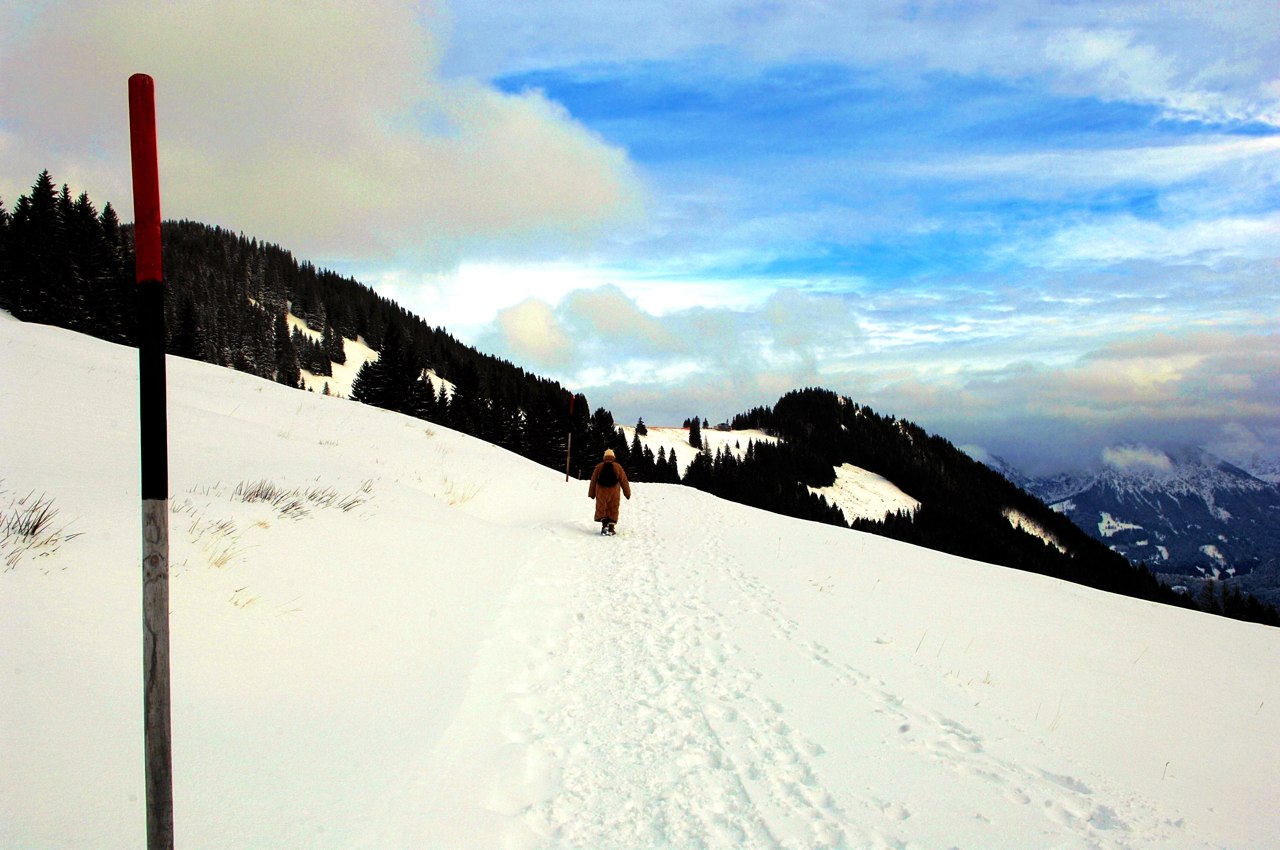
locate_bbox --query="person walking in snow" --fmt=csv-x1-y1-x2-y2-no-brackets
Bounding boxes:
588,448,631,535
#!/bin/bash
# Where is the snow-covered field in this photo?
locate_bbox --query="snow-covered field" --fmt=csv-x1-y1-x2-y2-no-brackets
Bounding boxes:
3,312,1279,849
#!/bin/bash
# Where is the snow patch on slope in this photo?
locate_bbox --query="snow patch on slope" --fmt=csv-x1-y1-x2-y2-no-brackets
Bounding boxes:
1200,544,1227,566
1098,511,1143,537
621,426,777,475
287,313,453,400
808,463,920,522
1003,507,1066,553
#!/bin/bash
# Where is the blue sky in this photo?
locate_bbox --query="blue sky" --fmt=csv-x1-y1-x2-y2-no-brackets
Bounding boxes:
3,0,1279,473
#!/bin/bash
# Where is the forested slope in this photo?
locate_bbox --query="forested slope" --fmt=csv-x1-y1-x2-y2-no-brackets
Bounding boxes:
0,170,630,478
728,388,1279,625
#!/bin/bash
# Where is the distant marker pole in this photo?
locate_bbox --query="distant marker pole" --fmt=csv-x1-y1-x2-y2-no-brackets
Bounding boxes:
565,394,574,481
129,72,174,850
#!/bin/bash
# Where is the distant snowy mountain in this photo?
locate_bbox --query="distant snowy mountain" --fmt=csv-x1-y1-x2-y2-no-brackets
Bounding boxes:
986,446,1280,603
974,453,1035,491
1240,454,1280,485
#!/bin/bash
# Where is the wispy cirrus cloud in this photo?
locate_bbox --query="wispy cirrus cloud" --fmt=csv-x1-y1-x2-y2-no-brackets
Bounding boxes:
448,0,1280,127
1029,213,1280,266
489,57,1280,285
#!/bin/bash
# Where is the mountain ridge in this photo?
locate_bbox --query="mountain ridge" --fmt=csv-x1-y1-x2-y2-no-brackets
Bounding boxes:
982,446,1280,605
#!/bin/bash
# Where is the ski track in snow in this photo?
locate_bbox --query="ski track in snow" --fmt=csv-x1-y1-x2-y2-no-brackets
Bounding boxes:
431,494,1202,850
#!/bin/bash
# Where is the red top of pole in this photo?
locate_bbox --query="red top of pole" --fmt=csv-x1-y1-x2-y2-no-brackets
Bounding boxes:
128,74,163,284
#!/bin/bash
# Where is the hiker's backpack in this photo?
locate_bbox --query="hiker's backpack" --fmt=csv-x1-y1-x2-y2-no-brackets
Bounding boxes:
598,462,619,487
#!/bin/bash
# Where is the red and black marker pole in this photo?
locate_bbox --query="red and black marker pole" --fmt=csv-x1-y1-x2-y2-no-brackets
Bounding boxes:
129,72,174,850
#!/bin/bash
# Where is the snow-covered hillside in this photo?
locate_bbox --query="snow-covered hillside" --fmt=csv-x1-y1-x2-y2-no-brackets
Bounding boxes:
808,464,920,523
620,425,776,475
287,312,454,400
621,428,916,523
4,312,1279,849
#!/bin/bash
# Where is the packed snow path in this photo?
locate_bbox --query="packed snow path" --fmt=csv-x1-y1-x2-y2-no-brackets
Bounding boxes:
379,486,1218,850
5,314,1277,849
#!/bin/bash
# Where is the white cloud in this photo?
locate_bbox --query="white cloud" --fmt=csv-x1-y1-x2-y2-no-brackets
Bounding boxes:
910,136,1280,191
1101,445,1175,474
358,262,627,339
493,298,573,368
0,0,643,264
1034,212,1280,266
959,444,994,465
471,269,1280,473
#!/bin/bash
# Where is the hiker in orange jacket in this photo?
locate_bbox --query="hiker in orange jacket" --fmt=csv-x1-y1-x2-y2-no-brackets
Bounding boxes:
588,448,631,535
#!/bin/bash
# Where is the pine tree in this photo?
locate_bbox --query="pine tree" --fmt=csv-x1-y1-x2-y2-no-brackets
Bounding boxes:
171,296,207,360
4,170,71,324
350,323,420,414
635,417,647,436
410,376,440,423
90,201,134,344
273,312,302,387
629,433,645,480
1199,578,1222,615
584,406,620,465
348,361,374,402
446,360,483,434
0,197,8,298
323,321,346,365
689,417,702,449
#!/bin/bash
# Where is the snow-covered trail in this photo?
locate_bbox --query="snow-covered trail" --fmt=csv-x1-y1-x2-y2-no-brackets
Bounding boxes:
5,314,1276,849
376,486,1211,850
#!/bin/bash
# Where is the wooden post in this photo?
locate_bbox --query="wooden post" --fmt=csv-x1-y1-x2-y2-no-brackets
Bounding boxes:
129,72,174,850
564,394,574,481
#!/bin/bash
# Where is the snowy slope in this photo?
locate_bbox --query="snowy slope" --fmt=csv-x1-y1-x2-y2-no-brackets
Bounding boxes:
288,312,454,400
808,464,920,522
620,425,777,475
4,312,1280,850
1240,455,1280,485
620,428,915,523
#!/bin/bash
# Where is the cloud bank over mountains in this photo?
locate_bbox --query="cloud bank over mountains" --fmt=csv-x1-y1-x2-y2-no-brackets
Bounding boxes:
477,279,1280,473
